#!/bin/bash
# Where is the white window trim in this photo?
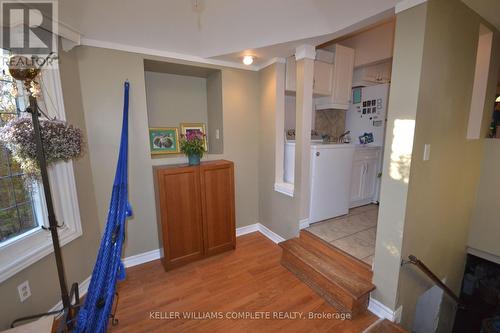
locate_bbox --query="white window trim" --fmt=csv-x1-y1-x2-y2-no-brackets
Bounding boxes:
0,68,82,283
273,59,295,197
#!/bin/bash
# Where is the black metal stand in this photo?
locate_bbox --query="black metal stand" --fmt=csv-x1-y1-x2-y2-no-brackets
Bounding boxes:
10,96,80,331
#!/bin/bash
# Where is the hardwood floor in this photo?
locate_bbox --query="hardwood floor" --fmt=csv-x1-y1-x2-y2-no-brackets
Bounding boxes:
110,232,378,333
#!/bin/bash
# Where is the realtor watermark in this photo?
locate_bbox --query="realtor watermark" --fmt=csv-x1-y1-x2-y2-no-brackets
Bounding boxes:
149,311,352,321
0,0,58,68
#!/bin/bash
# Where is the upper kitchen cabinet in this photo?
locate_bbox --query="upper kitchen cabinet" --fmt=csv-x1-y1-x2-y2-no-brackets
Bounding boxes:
285,54,333,97
315,44,355,110
313,60,333,96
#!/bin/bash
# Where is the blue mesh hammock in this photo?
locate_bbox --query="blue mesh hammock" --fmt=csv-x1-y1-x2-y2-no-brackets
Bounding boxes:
75,81,132,333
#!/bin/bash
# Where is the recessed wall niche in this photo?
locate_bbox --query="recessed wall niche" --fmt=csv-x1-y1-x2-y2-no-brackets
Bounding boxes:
144,59,223,154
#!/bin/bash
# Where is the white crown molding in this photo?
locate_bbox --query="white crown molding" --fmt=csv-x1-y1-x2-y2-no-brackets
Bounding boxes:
80,38,259,71
368,298,403,323
395,0,427,14
255,57,287,71
295,45,316,60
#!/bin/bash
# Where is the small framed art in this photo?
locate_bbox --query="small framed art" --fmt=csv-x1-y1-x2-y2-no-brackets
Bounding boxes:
149,127,180,155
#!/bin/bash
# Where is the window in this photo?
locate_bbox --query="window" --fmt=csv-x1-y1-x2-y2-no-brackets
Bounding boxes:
0,52,83,283
0,71,43,244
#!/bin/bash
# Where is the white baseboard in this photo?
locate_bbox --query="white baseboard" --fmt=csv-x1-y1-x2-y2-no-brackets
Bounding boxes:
236,223,260,236
368,297,403,323
257,224,286,243
49,275,92,312
299,218,310,230
122,249,161,268
236,223,285,243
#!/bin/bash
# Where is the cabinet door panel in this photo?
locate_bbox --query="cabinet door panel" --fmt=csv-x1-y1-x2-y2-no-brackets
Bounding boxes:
157,167,204,269
350,161,365,203
332,45,355,106
314,61,333,96
362,159,378,200
200,163,236,256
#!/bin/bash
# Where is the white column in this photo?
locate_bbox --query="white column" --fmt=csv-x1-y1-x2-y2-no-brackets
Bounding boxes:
294,45,315,222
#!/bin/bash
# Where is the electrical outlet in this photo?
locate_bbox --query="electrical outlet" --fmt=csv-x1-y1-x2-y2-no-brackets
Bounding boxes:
17,280,31,302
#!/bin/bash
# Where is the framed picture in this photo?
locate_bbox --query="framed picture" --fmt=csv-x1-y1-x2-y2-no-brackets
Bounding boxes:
149,127,180,155
180,123,208,152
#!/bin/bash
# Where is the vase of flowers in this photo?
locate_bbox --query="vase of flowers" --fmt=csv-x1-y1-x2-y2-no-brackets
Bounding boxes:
179,131,205,166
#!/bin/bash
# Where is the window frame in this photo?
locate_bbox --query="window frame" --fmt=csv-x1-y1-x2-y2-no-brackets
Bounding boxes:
0,67,82,283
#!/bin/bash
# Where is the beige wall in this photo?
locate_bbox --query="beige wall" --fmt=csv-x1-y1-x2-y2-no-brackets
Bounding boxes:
469,139,500,257
372,3,428,310
144,71,208,128
258,64,298,239
374,0,500,330
76,46,259,258
0,48,102,330
206,71,224,154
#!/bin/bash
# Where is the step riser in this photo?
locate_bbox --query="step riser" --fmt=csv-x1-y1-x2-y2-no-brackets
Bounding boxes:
281,250,369,316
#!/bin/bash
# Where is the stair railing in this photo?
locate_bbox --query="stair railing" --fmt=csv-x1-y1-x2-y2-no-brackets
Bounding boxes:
405,255,465,308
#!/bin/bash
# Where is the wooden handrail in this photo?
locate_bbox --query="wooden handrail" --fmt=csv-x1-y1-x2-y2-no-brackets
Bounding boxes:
407,255,465,308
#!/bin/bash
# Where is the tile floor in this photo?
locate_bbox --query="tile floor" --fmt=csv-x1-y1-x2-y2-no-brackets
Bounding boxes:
306,204,378,265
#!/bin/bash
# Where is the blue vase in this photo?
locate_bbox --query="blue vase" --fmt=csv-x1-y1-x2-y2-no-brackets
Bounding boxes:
188,154,201,166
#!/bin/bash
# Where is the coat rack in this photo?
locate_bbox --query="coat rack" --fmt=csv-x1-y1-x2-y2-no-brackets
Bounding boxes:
9,55,80,332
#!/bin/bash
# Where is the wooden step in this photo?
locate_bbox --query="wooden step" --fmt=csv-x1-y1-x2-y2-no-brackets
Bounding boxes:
279,233,375,316
299,230,373,280
362,319,408,333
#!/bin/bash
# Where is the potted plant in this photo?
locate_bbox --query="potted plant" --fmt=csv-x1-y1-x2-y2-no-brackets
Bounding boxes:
179,131,205,165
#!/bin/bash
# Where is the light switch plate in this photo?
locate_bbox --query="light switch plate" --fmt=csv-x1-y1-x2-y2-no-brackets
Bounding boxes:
18,280,31,302
423,144,431,161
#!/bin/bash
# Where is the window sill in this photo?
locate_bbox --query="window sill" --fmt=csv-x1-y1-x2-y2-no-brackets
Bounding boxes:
274,182,294,197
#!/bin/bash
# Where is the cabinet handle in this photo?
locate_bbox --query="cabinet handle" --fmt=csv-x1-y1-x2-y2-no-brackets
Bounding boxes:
316,152,320,157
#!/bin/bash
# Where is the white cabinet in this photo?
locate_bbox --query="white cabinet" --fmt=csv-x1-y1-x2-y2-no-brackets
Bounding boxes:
350,147,381,208
315,44,355,110
313,61,333,96
285,56,333,97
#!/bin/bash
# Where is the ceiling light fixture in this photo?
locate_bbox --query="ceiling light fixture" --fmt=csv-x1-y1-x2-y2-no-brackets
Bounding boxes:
242,55,254,66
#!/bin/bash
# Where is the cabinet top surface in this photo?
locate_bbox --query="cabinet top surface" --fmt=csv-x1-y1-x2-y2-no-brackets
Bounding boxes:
153,159,233,171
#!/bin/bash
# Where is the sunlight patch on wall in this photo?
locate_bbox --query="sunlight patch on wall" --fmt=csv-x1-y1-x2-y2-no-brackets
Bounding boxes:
389,119,415,183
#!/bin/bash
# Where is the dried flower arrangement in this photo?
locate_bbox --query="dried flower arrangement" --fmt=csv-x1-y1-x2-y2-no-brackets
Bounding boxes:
0,117,84,181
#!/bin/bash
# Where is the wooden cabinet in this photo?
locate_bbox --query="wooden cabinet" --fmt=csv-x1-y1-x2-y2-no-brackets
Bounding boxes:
285,56,333,97
315,44,355,110
350,148,381,208
154,160,235,270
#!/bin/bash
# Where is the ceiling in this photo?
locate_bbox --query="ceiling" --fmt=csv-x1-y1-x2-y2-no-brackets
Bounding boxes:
462,0,500,33
59,0,400,68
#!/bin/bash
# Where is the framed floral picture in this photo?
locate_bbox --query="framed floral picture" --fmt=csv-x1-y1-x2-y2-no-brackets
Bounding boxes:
180,123,208,152
149,127,180,155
